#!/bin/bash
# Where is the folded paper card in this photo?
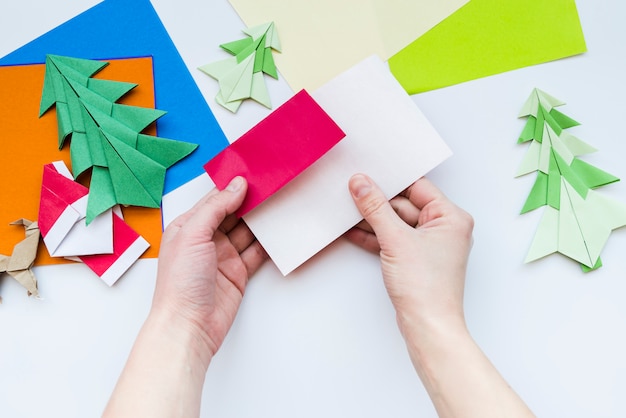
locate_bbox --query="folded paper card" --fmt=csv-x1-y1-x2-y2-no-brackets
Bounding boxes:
389,0,587,94
228,0,468,91
243,56,452,275
0,0,229,194
0,58,162,265
204,90,345,217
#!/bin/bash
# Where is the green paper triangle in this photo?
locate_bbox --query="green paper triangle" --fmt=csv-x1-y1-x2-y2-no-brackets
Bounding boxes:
39,62,58,116
518,116,536,143
220,37,254,56
235,36,263,63
553,152,590,199
250,72,271,109
136,134,198,169
521,171,548,214
70,79,114,115
542,106,562,136
253,37,266,73
547,152,561,210
516,140,541,177
69,132,93,179
262,47,278,79
534,107,545,143
558,179,594,267
198,57,238,80
550,108,580,129
219,54,254,103
242,22,273,42
86,165,117,224
215,91,242,113
561,132,597,156
101,132,165,208
48,54,108,78
525,206,559,263
111,103,166,133
87,78,137,103
63,80,85,134
570,159,620,189
55,102,73,149
581,257,602,272
83,109,108,167
82,100,138,148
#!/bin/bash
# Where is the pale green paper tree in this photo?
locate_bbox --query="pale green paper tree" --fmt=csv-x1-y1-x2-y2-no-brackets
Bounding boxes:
199,22,281,113
39,55,197,223
516,89,626,271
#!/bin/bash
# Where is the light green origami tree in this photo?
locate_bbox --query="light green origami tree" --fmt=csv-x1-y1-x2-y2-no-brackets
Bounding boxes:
39,54,197,223
199,22,281,113
516,88,626,271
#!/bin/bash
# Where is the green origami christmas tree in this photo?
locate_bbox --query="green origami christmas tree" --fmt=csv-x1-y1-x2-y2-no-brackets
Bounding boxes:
39,54,197,223
516,89,626,271
199,22,281,113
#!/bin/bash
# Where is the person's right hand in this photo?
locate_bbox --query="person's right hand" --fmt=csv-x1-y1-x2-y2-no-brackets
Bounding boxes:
345,174,474,338
346,174,535,418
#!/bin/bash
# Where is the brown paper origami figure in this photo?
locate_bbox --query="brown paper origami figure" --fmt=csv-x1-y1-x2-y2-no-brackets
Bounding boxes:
0,219,40,298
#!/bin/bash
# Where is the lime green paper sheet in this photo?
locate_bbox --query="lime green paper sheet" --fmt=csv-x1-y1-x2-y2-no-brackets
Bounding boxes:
389,0,587,94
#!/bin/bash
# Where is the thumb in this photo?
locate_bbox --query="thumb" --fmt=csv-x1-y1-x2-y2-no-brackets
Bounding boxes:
349,174,404,238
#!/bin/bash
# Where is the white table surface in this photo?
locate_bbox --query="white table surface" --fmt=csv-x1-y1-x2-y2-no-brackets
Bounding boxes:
2,0,626,416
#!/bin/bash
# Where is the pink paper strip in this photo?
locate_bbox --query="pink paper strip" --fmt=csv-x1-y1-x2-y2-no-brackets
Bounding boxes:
204,89,345,216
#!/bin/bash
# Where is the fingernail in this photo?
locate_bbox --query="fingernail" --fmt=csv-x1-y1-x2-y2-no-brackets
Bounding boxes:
226,176,243,192
351,174,371,198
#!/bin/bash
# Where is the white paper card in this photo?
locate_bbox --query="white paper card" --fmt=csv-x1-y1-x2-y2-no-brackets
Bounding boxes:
244,56,452,275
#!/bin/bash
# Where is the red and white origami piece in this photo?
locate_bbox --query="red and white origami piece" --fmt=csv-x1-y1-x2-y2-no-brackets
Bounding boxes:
38,161,149,285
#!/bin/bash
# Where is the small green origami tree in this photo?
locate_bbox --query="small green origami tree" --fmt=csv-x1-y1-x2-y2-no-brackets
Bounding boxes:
516,88,626,271
39,54,197,223
199,22,281,113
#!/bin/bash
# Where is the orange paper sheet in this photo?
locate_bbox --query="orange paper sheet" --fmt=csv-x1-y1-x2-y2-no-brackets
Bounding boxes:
0,57,162,265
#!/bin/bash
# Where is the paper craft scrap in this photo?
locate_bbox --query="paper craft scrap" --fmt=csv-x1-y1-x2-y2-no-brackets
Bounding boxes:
516,89,626,271
38,161,113,257
389,0,587,94
0,220,41,298
243,56,452,275
227,0,468,91
39,54,198,223
199,22,281,113
0,58,163,265
0,0,230,194
205,90,345,216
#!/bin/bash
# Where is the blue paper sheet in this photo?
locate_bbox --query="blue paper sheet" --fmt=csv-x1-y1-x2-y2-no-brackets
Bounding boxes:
0,0,229,194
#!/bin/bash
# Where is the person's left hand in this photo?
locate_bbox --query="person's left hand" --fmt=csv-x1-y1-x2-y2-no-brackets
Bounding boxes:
151,176,268,362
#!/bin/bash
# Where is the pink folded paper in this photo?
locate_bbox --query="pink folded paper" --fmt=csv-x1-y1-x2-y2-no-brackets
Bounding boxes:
204,89,345,216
